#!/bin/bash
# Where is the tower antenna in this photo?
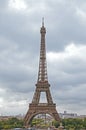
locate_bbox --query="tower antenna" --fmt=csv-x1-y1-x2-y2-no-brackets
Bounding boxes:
42,17,44,26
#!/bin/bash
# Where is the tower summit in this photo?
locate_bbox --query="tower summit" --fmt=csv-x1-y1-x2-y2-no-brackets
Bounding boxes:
24,19,60,127
38,18,48,82
42,17,44,26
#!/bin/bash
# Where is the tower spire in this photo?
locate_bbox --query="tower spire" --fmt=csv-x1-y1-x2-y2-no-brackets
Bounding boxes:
37,17,48,82
42,17,44,26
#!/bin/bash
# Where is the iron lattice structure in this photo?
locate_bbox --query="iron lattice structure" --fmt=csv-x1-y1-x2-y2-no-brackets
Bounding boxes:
24,19,60,127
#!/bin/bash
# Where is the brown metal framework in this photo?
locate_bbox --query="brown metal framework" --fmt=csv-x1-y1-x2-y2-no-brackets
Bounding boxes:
24,19,60,127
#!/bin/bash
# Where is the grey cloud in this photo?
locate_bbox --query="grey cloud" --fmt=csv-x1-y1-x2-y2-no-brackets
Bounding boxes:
0,0,8,9
0,0,86,115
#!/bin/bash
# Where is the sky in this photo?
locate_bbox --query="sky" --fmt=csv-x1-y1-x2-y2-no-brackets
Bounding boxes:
0,0,86,116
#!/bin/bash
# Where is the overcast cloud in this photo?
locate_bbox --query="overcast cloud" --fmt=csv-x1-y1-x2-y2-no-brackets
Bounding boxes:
0,0,86,116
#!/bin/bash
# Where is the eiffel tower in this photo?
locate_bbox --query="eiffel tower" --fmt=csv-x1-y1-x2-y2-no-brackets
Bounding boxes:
24,19,60,127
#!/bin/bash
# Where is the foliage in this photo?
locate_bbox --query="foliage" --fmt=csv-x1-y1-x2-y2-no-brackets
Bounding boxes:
0,117,86,130
31,118,51,128
0,117,24,129
27,117,86,130
52,120,60,128
52,118,86,130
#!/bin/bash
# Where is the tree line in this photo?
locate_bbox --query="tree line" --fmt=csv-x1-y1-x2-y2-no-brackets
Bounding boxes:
0,117,23,129
0,117,86,129
53,118,86,130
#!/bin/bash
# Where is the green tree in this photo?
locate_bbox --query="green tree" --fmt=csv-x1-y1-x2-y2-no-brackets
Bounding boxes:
52,120,60,128
83,118,86,129
0,117,24,129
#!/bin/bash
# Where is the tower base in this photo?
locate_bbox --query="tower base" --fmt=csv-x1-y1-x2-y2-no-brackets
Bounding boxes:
24,103,60,127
